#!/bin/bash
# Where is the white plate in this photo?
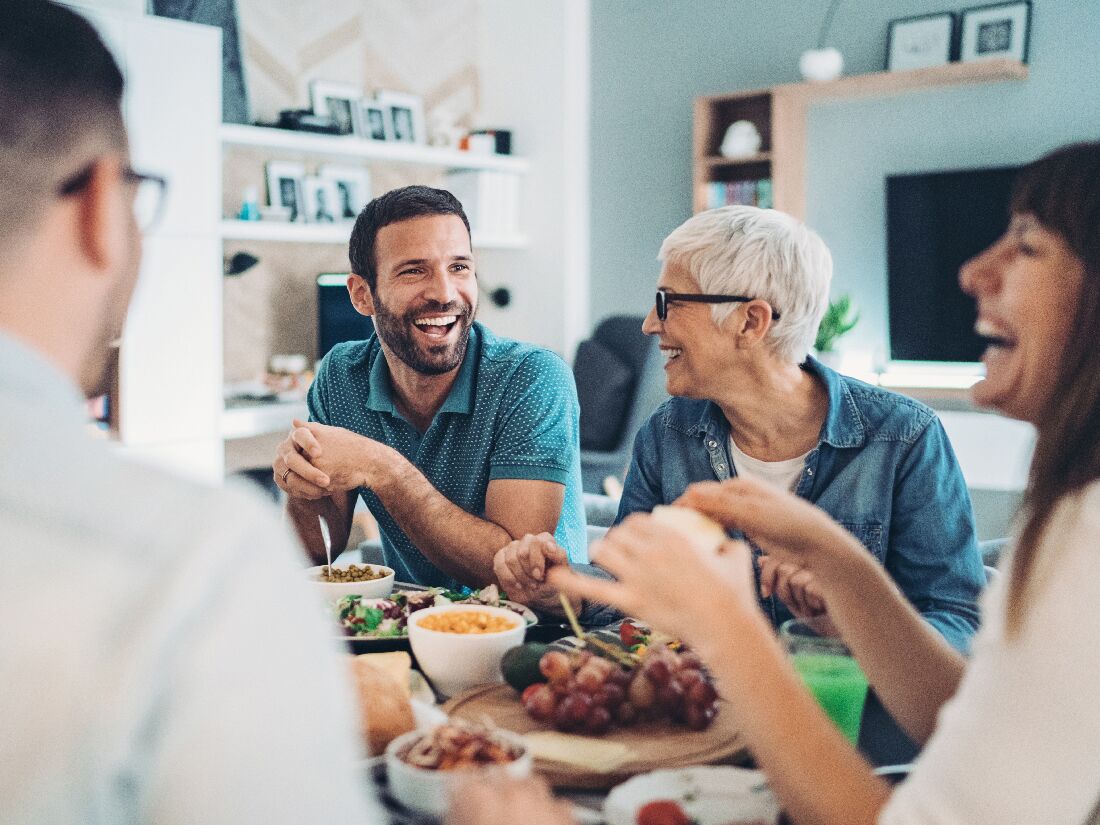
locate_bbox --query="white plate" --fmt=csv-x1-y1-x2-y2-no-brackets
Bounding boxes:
604,766,780,825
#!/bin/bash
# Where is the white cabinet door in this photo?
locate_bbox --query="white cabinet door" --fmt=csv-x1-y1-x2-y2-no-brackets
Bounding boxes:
124,15,221,239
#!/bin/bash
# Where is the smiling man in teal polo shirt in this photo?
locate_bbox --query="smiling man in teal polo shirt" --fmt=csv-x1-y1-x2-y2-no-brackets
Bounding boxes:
274,185,586,589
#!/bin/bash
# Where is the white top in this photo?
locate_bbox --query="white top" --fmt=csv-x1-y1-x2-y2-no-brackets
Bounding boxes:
728,437,809,492
880,480,1100,825
0,333,385,824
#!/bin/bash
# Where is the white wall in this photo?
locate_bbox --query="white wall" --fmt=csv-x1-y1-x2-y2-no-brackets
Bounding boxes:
475,0,590,360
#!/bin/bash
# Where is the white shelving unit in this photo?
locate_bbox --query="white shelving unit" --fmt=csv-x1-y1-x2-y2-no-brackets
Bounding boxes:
221,123,529,172
219,218,527,249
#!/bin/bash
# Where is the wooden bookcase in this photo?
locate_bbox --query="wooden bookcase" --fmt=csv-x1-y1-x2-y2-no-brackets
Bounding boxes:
694,58,1029,218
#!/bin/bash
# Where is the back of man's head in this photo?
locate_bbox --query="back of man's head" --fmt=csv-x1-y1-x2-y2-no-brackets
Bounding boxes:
0,0,126,249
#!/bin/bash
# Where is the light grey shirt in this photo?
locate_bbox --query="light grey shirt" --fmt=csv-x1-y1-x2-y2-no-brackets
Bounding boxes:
0,332,384,824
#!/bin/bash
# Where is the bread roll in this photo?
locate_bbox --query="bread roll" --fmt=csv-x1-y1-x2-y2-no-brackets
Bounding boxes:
348,652,416,755
651,505,727,554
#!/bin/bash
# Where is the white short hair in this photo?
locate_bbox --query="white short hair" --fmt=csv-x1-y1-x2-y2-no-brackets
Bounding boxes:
658,206,832,364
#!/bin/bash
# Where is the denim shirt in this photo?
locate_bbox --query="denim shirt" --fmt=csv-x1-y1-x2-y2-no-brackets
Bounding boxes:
617,357,985,653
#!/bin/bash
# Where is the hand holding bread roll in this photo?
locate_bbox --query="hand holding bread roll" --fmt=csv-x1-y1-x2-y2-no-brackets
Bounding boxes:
650,504,728,554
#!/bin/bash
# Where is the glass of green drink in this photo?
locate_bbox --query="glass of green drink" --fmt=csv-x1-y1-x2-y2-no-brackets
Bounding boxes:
779,616,868,743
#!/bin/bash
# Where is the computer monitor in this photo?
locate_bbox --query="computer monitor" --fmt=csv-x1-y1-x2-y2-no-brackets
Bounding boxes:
317,273,375,358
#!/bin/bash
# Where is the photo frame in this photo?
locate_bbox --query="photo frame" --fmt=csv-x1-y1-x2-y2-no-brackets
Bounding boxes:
960,1,1031,64
319,165,372,221
265,160,305,223
376,90,426,145
359,99,391,141
887,12,956,71
301,176,340,224
309,80,363,136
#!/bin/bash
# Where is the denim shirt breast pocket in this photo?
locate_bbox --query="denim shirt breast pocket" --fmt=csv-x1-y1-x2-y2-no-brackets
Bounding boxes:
838,521,886,563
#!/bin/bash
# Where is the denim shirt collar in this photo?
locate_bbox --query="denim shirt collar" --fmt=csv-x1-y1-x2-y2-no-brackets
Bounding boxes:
366,323,480,417
677,355,867,450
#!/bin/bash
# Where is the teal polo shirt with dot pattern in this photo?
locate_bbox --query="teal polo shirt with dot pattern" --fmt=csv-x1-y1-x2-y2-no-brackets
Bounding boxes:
307,322,587,589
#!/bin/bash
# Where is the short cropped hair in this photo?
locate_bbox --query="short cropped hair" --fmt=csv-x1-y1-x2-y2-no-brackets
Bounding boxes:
348,185,472,291
658,206,832,364
0,0,126,244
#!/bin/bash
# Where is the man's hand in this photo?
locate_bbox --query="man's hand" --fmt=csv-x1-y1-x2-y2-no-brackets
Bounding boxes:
273,421,331,500
760,555,827,618
492,533,578,616
274,419,401,498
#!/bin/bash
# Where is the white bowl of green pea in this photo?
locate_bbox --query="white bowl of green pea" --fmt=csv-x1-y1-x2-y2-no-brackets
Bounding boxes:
307,562,395,602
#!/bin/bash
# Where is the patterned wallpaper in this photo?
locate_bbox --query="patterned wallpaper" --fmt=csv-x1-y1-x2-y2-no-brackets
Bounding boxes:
224,0,482,381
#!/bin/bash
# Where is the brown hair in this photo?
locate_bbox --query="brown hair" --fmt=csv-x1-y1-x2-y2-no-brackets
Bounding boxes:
0,1,126,245
1007,141,1100,636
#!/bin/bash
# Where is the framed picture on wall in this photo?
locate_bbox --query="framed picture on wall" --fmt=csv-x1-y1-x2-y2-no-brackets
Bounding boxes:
265,160,305,223
886,12,956,71
309,80,363,136
319,165,371,221
359,99,391,141
960,1,1031,64
302,176,339,224
376,90,425,144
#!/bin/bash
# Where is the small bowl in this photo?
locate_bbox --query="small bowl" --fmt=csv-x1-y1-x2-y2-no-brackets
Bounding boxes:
407,604,526,698
306,563,395,603
385,726,532,816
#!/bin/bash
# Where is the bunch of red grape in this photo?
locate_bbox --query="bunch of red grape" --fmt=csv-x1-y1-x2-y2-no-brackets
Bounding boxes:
520,647,719,734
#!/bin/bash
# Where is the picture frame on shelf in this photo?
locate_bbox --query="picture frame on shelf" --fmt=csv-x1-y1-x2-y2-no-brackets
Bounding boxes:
359,99,391,141
959,1,1031,64
309,80,363,136
319,165,371,221
886,12,956,71
376,90,425,144
301,176,339,224
264,160,305,223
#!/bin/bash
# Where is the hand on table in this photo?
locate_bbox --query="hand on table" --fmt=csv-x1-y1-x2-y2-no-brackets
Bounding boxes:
492,533,578,617
548,513,765,647
760,555,827,618
445,775,576,825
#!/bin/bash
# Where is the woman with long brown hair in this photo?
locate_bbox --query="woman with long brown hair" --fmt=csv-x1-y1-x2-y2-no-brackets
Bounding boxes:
539,141,1100,824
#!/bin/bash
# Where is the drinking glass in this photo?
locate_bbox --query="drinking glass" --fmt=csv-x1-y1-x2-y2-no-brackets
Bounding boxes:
779,615,868,743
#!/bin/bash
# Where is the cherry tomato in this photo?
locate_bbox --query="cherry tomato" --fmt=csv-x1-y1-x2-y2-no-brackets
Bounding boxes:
620,621,647,648
636,799,691,825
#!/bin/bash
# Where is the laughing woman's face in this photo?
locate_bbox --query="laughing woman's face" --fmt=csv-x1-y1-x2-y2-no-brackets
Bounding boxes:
960,213,1085,424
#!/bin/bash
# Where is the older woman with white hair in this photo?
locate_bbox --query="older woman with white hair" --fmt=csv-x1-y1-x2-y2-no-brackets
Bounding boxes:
494,205,984,763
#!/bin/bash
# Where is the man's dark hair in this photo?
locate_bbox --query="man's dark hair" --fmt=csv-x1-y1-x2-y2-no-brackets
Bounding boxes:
348,185,472,290
0,0,126,242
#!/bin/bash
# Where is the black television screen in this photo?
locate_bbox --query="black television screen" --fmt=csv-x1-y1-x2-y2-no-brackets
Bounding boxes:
886,165,1019,364
317,273,374,358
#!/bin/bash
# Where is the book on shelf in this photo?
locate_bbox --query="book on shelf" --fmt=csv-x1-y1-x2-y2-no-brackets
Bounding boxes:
705,178,773,210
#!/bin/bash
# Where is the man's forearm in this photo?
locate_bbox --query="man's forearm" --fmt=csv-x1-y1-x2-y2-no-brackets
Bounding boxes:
372,455,511,586
816,547,967,745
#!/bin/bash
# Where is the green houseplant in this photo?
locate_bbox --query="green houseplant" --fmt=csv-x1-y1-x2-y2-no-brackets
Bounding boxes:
815,295,859,353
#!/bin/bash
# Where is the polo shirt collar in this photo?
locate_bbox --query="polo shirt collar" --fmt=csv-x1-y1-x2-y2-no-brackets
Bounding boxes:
365,322,481,417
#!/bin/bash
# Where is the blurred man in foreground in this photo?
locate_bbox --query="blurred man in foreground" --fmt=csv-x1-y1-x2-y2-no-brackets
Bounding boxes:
0,3,384,820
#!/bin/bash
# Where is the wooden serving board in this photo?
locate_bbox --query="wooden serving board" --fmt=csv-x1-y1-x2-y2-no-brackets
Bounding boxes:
444,683,748,790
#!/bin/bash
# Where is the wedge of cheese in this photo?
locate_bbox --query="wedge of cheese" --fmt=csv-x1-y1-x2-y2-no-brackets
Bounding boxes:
524,732,635,773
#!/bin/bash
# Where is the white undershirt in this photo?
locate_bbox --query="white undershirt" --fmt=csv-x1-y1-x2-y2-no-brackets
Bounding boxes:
728,436,809,492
